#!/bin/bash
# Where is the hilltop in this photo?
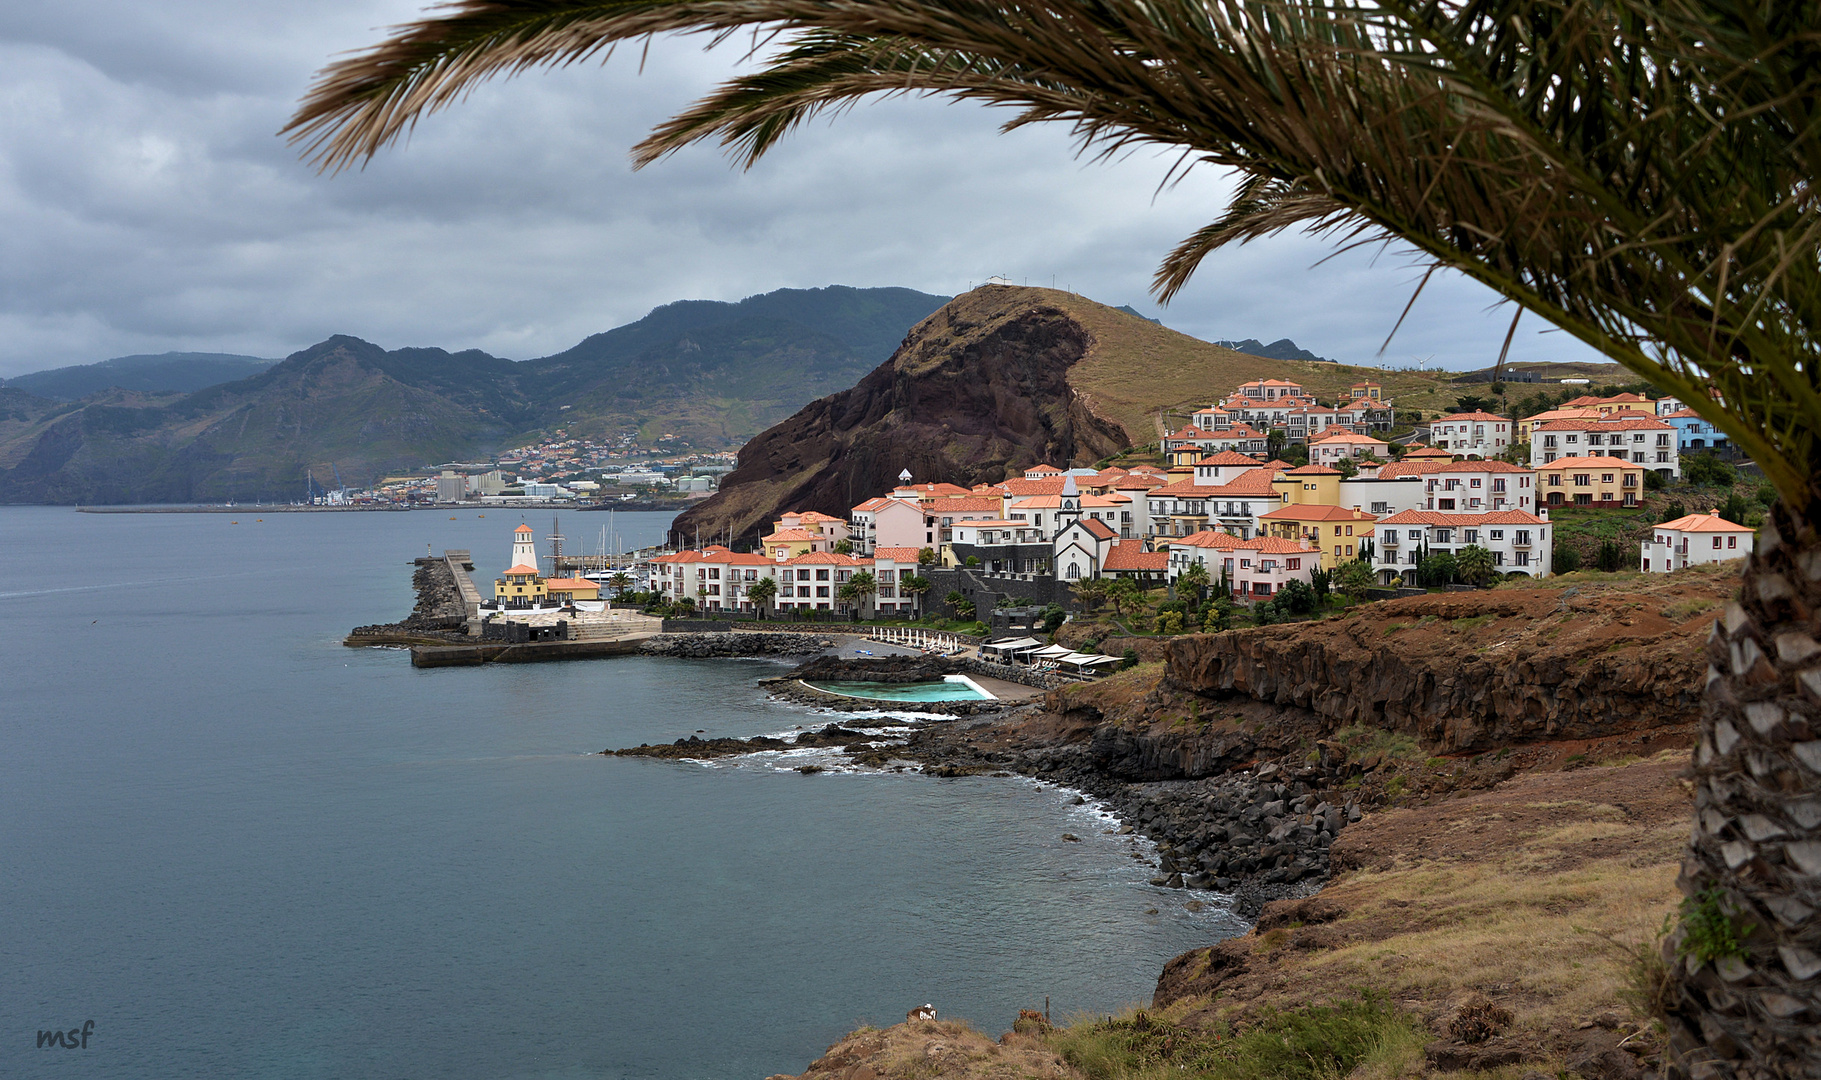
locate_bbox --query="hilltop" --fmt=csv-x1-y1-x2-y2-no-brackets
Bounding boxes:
3,352,278,400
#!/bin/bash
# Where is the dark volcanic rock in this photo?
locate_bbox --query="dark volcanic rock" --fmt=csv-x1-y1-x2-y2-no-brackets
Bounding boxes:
671,289,1131,546
611,733,791,759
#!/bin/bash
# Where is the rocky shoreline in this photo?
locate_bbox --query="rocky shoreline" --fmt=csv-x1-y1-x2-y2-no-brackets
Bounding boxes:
604,652,1351,916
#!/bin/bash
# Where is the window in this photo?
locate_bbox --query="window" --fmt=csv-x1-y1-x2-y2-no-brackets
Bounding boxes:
1471,478,1482,488
1490,529,1504,540
1240,559,1252,569
1492,478,1507,493
1288,558,1301,570
1435,529,1453,544
1602,473,1615,484
1728,537,1738,549
1464,529,1479,543
1515,551,1529,566
1549,473,1562,486
1713,537,1723,549
1574,473,1591,486
1252,582,1272,595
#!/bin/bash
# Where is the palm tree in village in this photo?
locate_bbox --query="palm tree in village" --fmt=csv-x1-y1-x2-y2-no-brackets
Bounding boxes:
745,575,777,620
289,1,1819,1070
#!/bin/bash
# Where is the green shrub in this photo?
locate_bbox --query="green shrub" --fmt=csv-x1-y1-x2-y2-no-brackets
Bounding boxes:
1554,541,1582,573
1051,994,1423,1080
1678,888,1751,963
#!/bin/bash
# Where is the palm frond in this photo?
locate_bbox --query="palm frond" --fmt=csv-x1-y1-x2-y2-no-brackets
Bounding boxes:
288,0,1821,511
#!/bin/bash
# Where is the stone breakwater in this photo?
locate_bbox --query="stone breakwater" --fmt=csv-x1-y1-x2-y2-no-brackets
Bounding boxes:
347,557,471,644
637,632,832,658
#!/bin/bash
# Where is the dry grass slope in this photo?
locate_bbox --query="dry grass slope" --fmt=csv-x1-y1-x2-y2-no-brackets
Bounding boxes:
970,287,1509,441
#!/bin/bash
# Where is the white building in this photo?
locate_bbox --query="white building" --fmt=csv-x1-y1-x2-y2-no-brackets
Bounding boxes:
1376,460,1537,512
1308,428,1391,467
1529,414,1679,478
1641,512,1755,573
1166,531,1320,603
1427,411,1513,456
1373,509,1553,584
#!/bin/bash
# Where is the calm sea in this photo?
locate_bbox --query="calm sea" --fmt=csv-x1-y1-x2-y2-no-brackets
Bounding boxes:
0,506,1240,1079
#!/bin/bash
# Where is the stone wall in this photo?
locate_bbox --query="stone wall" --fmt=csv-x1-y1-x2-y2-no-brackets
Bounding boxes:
639,632,832,659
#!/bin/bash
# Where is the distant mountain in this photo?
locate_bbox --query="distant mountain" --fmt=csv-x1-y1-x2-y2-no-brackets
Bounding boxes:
1214,338,1336,364
5,352,277,400
0,286,951,504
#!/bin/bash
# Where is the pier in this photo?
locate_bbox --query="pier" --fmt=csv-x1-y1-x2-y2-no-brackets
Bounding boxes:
441,549,483,622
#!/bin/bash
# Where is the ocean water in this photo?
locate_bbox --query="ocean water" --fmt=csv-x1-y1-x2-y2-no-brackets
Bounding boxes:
0,506,1242,1080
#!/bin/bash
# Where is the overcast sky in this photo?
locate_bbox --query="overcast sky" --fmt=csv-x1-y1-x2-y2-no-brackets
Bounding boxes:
0,1,1611,379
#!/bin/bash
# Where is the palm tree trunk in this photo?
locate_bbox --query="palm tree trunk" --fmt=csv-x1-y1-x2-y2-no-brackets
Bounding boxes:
1663,500,1821,1076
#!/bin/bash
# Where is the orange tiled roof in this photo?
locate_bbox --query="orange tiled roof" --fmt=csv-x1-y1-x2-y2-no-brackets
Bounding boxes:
925,496,1007,513
762,528,821,542
1169,530,1248,549
1196,450,1265,466
872,547,926,562
1310,428,1387,444
1378,509,1548,525
1103,541,1168,571
502,563,542,576
1657,513,1754,533
1433,411,1511,423
786,551,872,566
1377,459,1532,478
1282,464,1341,475
543,577,599,591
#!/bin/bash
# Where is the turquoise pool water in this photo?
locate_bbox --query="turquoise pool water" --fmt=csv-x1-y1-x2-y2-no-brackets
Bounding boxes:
804,678,991,702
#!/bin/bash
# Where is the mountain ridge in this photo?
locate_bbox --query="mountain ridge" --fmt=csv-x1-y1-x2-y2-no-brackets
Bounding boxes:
0,286,949,504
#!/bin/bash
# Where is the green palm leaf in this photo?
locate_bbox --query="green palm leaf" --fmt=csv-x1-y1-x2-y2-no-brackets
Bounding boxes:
285,0,1821,509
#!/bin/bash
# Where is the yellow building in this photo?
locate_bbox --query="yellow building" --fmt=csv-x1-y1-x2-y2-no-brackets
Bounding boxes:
1537,456,1644,507
493,523,549,606
1271,464,1342,505
544,577,601,603
1256,504,1377,568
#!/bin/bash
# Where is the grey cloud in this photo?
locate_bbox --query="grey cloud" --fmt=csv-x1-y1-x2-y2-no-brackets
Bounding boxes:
0,2,1611,378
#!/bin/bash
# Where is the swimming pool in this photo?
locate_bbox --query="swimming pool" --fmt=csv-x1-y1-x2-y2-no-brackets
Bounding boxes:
801,675,995,702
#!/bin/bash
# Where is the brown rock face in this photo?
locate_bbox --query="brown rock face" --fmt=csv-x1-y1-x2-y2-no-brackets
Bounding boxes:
670,289,1130,547
1162,587,1724,755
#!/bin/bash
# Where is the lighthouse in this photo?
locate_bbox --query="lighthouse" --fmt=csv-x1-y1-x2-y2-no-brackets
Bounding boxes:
507,524,539,573
493,523,549,608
